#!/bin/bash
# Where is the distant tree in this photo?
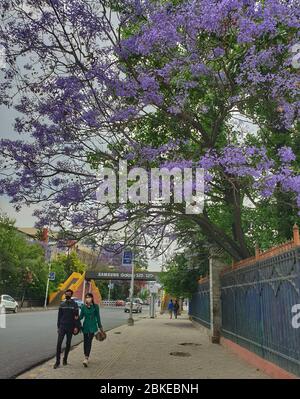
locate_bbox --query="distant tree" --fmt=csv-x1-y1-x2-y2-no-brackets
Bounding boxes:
160,253,209,298
48,251,87,294
0,213,48,300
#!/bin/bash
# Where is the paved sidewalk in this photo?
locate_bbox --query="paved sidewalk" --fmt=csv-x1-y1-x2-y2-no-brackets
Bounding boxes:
18,314,269,379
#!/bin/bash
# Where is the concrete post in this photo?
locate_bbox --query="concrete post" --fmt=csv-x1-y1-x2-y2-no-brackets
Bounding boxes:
293,224,299,246
209,252,225,344
149,293,156,318
255,244,260,260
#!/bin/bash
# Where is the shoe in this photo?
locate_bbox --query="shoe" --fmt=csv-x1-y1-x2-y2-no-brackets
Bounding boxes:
53,363,60,369
63,359,68,366
83,358,88,367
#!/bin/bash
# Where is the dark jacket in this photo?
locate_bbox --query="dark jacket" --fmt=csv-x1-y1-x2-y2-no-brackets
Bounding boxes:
174,302,180,311
57,299,79,330
80,303,102,334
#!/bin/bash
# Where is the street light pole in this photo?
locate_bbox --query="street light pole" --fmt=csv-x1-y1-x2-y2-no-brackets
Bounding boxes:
108,279,111,304
128,253,135,326
44,260,51,309
43,241,52,310
127,219,138,327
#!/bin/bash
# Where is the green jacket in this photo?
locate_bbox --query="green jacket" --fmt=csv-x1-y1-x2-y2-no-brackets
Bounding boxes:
80,303,102,334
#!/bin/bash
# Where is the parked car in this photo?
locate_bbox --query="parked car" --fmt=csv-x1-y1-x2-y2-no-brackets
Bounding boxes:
116,300,125,306
124,299,142,313
71,297,84,309
0,295,19,313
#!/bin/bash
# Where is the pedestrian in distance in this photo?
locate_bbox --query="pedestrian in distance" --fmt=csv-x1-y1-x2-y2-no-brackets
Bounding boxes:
54,289,79,369
174,300,180,319
168,299,174,319
80,292,105,367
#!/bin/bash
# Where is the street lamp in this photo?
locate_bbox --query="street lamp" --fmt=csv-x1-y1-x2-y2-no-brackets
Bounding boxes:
44,243,55,309
108,279,113,304
128,252,135,326
125,221,139,326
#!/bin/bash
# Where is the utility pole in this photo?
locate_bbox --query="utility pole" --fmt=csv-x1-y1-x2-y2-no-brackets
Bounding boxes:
128,252,135,326
149,292,156,318
44,262,51,309
127,219,138,326
108,280,112,303
44,244,52,309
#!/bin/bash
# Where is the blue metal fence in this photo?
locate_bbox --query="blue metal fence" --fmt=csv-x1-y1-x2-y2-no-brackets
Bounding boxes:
221,247,300,376
188,279,210,327
189,247,300,376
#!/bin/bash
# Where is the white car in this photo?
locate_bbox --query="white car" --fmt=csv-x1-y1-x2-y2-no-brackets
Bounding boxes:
0,295,19,313
134,297,144,305
124,299,142,313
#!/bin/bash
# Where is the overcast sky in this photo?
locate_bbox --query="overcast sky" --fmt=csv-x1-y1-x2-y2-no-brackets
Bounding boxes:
0,104,39,226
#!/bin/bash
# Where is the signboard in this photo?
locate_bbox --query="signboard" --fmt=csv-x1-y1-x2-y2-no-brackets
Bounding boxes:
122,250,133,266
49,272,56,281
149,282,161,294
85,271,157,281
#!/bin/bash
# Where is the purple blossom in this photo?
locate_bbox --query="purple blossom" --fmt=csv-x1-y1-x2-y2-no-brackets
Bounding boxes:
278,146,296,163
0,0,300,234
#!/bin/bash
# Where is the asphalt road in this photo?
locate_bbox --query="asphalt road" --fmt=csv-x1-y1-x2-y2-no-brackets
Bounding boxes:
0,306,142,379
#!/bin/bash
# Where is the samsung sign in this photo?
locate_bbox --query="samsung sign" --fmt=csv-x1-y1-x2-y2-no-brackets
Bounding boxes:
85,271,157,281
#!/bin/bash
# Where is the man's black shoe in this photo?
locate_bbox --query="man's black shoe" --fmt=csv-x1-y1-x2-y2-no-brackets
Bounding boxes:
63,359,68,366
53,363,60,369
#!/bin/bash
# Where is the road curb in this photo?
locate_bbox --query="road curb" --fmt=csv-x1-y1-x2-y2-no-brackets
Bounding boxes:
18,307,59,313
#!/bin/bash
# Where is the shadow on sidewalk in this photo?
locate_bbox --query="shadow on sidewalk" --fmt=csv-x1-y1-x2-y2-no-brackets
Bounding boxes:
163,321,195,329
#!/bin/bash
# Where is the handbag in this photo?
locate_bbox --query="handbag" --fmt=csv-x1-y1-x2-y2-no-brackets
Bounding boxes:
95,329,107,341
73,318,82,335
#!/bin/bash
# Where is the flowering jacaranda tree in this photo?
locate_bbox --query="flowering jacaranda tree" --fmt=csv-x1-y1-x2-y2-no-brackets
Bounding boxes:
0,0,299,261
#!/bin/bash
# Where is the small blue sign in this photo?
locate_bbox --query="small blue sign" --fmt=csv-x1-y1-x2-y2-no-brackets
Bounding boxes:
49,272,56,281
122,250,133,266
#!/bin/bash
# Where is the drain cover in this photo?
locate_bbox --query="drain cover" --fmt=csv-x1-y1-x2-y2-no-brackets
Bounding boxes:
170,351,191,357
114,332,121,334
179,342,202,347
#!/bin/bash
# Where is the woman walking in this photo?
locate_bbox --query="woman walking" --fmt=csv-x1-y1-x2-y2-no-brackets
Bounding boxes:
80,293,105,367
174,300,180,319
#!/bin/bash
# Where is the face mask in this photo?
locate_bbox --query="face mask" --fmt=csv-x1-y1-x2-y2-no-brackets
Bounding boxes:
65,295,71,300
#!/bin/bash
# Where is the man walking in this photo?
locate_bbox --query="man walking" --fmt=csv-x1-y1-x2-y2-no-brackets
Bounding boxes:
54,289,79,369
168,299,174,319
174,300,180,319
